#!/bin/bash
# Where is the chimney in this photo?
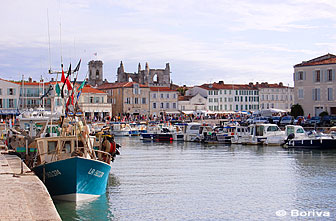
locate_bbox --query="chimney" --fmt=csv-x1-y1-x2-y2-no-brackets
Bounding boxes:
256,82,259,85
218,81,224,85
249,82,253,86
51,78,54,82
28,77,32,83
279,82,283,86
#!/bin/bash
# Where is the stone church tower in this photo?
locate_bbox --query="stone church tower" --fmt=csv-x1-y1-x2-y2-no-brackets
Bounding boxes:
117,61,171,87
88,60,103,86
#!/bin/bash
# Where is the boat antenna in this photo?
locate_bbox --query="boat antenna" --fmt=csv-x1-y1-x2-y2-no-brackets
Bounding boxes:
47,8,52,73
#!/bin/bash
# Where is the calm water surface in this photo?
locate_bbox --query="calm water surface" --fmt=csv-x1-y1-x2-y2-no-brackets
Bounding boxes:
55,137,336,220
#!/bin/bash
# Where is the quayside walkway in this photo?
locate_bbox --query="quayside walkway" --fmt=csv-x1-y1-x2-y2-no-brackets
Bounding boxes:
0,152,61,220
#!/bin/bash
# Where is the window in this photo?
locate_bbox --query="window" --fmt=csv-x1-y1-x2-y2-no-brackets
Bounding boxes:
0,89,2,95
328,69,333,81
236,105,239,110
166,94,169,98
298,71,304,80
160,103,164,108
126,97,130,104
0,99,2,108
214,91,218,95
173,94,176,99
173,103,176,109
315,70,321,82
298,89,304,99
209,98,213,103
166,103,169,108
8,88,15,95
95,97,99,103
153,93,157,98
48,141,57,154
142,98,146,104
328,88,333,101
214,98,218,102
134,98,139,104
312,88,320,101
153,103,157,109
90,97,93,103
161,93,164,98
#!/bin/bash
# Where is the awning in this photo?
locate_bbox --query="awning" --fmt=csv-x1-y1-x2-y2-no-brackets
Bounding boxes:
182,111,195,115
165,111,181,114
0,109,20,115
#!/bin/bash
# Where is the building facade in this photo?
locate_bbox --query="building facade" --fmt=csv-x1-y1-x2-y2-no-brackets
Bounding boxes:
149,87,178,116
187,82,259,112
178,93,207,112
0,79,20,116
77,85,111,120
294,54,336,116
97,82,150,116
257,82,294,111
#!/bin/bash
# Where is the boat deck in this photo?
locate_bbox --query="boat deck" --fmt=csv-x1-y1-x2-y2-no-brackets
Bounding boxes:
0,151,61,220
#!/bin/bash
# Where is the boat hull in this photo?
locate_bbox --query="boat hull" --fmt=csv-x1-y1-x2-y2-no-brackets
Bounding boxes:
286,138,336,149
32,157,111,201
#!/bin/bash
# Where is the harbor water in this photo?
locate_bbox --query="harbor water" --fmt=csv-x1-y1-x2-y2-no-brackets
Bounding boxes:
55,137,336,220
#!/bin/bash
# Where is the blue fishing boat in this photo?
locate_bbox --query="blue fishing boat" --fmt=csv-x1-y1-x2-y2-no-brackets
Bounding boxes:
31,120,119,201
32,156,111,201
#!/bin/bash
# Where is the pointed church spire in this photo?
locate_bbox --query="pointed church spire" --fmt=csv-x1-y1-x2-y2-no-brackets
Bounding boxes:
120,61,124,72
145,62,149,71
138,62,141,73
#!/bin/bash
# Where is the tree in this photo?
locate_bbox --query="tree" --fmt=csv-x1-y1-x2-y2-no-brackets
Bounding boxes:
290,104,304,118
319,111,328,117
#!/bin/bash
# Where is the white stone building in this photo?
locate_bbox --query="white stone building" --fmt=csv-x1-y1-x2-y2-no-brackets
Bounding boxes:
149,87,179,116
257,82,294,111
294,53,336,116
0,78,20,117
178,93,207,112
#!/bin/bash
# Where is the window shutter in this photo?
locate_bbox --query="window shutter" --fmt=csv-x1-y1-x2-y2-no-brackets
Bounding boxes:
333,69,335,82
14,99,17,108
313,71,316,82
7,89,9,96
325,70,328,82
13,89,16,95
312,89,315,101
332,88,334,100
293,72,295,81
304,71,306,80
6,99,9,108
320,70,323,82
317,88,320,101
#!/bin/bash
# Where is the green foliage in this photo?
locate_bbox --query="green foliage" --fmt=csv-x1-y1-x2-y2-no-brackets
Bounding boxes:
319,111,328,117
290,104,304,118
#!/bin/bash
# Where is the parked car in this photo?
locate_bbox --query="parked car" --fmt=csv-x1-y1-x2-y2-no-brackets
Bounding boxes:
330,116,336,126
270,116,281,124
309,116,321,126
253,117,269,124
293,116,305,125
280,116,294,125
321,115,336,127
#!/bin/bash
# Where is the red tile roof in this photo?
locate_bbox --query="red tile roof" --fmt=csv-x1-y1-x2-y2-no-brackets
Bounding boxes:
149,87,176,92
198,83,257,90
97,82,148,90
81,85,106,94
294,53,336,67
178,95,192,101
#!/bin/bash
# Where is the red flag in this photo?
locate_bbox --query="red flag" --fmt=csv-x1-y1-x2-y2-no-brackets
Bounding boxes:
71,92,74,105
66,78,72,91
61,67,65,82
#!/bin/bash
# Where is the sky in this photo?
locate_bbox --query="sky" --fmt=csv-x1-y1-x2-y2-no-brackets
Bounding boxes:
1,0,336,86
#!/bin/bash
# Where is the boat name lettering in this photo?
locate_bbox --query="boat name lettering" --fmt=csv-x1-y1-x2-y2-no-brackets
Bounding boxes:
88,168,104,178
46,170,61,178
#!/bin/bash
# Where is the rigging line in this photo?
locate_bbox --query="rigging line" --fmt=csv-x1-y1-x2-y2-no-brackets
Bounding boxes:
47,8,52,73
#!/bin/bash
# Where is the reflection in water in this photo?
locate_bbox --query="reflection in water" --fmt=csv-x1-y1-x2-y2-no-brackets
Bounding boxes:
55,137,336,220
